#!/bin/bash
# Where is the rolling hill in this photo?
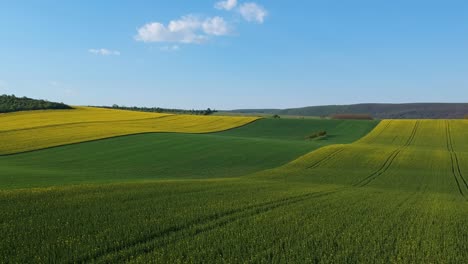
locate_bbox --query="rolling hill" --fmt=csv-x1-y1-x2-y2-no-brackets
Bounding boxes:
0,118,378,188
1,118,467,262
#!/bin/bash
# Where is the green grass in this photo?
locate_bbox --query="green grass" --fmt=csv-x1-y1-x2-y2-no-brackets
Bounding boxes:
1,119,468,262
0,118,378,189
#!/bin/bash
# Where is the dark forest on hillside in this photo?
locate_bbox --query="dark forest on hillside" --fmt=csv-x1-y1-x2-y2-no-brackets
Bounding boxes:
0,95,72,113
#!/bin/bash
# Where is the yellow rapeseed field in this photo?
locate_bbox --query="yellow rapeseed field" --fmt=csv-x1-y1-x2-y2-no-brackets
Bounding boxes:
0,106,170,132
0,107,259,155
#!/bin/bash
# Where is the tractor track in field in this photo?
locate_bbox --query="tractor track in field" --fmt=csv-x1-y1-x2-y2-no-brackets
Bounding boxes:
445,121,468,198
354,120,420,187
307,148,345,169
73,189,340,263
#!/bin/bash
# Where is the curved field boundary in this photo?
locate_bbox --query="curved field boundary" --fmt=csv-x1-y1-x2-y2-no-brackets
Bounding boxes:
0,117,262,157
446,121,468,198
0,131,176,157
0,107,169,132
354,120,420,187
257,120,382,173
0,113,260,155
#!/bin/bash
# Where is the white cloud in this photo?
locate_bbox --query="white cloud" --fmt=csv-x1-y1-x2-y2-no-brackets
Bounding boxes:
160,45,180,52
88,48,121,56
168,15,202,33
239,3,267,23
215,0,237,10
202,17,229,36
135,15,229,44
134,1,268,45
135,19,205,44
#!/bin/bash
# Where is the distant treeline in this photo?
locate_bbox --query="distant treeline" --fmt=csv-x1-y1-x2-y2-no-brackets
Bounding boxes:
330,114,374,120
230,103,468,119
0,94,72,113
96,105,218,115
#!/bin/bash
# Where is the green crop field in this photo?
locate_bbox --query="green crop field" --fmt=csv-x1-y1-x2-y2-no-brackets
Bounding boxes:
1,115,468,263
0,118,378,189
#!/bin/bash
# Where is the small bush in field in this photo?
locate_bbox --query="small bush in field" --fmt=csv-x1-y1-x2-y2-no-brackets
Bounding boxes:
305,130,327,140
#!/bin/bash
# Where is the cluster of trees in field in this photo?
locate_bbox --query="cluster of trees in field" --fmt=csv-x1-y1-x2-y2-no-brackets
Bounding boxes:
305,130,327,140
97,105,218,115
0,94,71,113
330,114,374,120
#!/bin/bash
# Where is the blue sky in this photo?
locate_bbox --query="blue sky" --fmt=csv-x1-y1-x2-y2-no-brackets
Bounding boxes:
0,0,467,109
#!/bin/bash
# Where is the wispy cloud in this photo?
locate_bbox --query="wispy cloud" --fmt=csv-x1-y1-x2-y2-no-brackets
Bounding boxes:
238,2,267,23
135,15,230,44
88,48,121,56
215,0,237,10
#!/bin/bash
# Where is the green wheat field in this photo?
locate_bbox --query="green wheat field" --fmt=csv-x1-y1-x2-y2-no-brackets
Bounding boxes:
1,108,467,263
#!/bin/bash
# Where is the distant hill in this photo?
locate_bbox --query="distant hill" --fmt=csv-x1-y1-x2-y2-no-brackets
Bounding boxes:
0,94,72,113
228,103,468,119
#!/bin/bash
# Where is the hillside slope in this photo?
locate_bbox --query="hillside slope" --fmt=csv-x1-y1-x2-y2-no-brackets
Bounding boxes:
0,118,378,188
254,119,468,193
